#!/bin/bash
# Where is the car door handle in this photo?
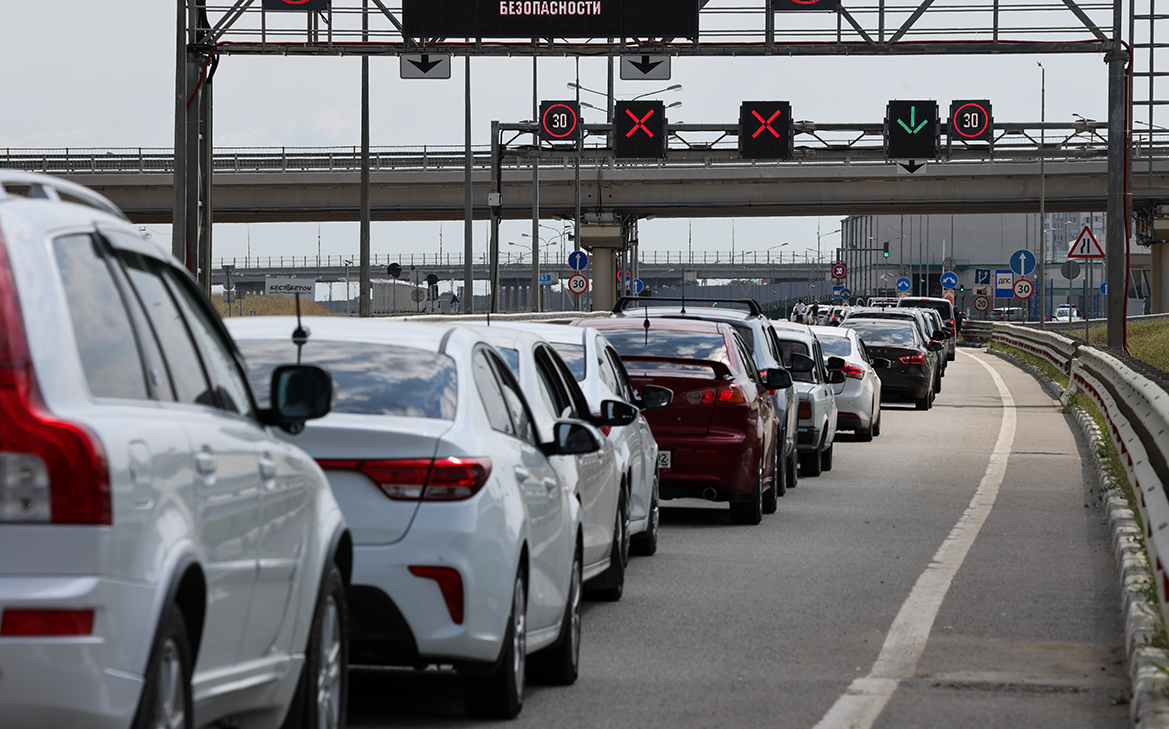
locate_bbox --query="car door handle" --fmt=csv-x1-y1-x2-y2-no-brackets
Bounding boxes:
514,467,531,483
195,450,216,475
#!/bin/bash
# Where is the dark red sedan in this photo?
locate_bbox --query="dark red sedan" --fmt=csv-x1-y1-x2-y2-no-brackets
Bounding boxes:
579,317,784,525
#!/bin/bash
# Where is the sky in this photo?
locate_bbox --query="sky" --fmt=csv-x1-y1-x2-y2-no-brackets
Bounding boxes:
1,1,1118,267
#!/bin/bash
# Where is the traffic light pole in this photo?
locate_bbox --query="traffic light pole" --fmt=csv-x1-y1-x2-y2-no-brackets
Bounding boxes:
1106,0,1129,349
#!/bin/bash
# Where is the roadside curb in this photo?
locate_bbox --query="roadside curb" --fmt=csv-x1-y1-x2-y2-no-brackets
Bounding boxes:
984,345,1169,727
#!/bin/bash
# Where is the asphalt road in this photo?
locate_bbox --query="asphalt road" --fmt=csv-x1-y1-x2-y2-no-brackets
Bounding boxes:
348,348,1128,729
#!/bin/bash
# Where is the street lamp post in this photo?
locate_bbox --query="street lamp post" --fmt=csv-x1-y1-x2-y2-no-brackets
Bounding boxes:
344,259,353,316
1038,61,1047,326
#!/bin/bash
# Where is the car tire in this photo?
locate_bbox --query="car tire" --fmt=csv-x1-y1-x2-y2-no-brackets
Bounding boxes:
132,606,193,729
730,460,764,525
630,473,659,557
465,571,526,719
530,542,581,686
856,404,875,442
820,440,834,472
786,450,799,490
934,371,943,394
872,408,882,438
763,448,781,515
586,494,627,602
280,564,348,729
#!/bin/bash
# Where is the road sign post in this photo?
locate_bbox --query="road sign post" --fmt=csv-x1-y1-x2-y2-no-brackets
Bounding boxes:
1009,249,1037,276
1068,226,1106,259
1013,278,1034,300
568,273,589,296
974,295,990,313
567,250,589,271
940,271,958,290
831,262,847,279
896,277,912,293
995,270,1014,298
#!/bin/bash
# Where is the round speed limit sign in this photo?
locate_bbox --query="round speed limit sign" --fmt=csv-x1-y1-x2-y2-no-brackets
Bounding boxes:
1013,278,1034,300
974,295,990,312
568,273,589,295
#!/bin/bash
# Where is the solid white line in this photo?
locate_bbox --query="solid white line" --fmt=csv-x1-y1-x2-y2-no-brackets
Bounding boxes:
811,351,1016,729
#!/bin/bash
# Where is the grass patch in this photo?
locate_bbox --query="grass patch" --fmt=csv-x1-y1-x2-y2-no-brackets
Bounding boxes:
1079,320,1169,372
211,294,335,318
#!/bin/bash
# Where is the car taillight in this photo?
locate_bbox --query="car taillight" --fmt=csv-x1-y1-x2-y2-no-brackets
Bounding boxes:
408,566,464,624
798,401,811,419
1,609,94,636
842,363,866,380
717,385,747,405
899,353,926,365
317,457,492,501
686,389,717,405
0,233,109,525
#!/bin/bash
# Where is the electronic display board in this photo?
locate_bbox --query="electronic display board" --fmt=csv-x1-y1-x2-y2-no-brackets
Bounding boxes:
615,101,667,158
402,0,700,39
263,0,330,10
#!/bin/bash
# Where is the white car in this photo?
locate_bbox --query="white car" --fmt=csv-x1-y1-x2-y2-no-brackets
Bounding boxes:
491,322,669,556
770,322,844,477
0,171,349,729
1054,305,1084,322
469,326,633,600
811,325,886,441
229,317,606,718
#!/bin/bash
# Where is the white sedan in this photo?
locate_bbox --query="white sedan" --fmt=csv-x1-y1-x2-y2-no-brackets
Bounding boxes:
811,325,887,441
229,317,606,719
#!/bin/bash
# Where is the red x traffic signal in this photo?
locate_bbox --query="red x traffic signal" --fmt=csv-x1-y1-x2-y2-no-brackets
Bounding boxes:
739,102,793,160
615,101,667,159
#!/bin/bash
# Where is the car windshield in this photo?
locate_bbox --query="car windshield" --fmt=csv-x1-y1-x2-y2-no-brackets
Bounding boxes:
551,342,586,381
844,322,918,347
237,339,457,419
603,329,729,368
817,336,852,357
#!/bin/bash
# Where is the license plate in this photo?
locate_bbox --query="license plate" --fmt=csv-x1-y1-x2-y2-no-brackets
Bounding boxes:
657,451,671,470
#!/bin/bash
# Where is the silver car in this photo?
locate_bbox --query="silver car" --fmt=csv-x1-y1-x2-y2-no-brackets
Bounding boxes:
811,325,886,441
770,322,844,477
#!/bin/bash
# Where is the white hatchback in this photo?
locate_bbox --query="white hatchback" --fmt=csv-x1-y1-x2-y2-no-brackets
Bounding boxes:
0,171,349,729
229,318,607,718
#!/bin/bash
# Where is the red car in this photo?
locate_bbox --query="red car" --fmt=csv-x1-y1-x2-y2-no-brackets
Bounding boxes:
579,318,785,525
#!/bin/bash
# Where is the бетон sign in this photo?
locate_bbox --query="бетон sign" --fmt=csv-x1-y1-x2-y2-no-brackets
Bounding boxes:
266,278,316,300
402,0,699,39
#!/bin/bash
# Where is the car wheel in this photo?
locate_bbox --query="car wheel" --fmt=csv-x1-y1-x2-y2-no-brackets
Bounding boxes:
465,571,526,719
630,473,659,557
856,404,875,442
770,442,787,500
280,564,348,729
786,450,798,490
934,371,943,394
763,448,780,515
586,493,627,601
820,440,834,472
872,407,882,437
132,606,193,729
530,542,581,685
730,459,764,525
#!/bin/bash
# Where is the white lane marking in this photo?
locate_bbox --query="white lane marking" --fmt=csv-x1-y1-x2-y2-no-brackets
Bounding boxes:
811,350,1016,729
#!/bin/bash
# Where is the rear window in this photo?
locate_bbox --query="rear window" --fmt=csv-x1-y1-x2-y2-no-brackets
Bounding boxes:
603,329,729,366
551,342,586,382
844,321,918,347
237,340,457,419
817,336,853,358
774,339,813,382
899,299,953,320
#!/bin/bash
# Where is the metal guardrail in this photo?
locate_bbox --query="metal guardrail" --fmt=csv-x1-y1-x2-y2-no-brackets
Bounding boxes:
986,321,1169,628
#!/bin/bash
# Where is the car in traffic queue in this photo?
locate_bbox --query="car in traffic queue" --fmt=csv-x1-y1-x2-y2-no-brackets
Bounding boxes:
842,306,947,387
0,171,350,729
466,325,636,601
769,322,844,477
229,317,612,719
838,318,944,411
492,321,669,557
579,317,787,525
897,296,958,358
810,325,888,441
609,297,799,497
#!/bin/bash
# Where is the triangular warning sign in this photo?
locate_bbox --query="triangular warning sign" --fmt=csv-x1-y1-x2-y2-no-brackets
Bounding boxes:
1068,226,1105,259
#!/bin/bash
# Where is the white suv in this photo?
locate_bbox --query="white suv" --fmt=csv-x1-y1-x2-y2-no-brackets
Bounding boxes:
0,172,350,729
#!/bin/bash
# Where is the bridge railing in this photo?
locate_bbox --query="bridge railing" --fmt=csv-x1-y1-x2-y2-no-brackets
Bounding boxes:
987,322,1169,630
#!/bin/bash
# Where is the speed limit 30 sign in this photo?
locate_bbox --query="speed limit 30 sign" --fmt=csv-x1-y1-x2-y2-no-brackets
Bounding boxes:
568,273,589,295
1013,278,1034,300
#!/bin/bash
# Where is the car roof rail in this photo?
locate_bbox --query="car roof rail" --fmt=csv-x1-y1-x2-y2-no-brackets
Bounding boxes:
613,296,763,318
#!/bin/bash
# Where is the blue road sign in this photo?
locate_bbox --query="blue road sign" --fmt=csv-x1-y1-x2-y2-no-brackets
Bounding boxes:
1010,249,1037,276
567,250,589,271
896,277,912,292
840,288,853,300
940,271,959,290
633,278,645,294
1100,282,1107,295
539,273,554,285
994,269,1014,298
832,285,844,297
974,268,991,286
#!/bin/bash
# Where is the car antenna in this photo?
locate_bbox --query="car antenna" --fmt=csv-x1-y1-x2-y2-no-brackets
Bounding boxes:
643,303,651,346
680,264,687,315
291,293,310,365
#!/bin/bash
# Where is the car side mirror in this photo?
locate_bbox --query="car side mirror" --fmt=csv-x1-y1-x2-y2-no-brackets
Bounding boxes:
828,370,846,384
869,357,891,370
267,365,333,434
544,421,602,457
638,384,673,410
763,368,792,390
928,341,944,352
825,356,846,371
790,353,816,373
598,399,638,427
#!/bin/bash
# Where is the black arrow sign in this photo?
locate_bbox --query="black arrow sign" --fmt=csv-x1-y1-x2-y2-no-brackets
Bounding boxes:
408,54,443,75
900,160,925,174
628,55,664,76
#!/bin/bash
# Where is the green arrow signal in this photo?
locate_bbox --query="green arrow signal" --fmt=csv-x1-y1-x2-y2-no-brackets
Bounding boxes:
897,106,929,135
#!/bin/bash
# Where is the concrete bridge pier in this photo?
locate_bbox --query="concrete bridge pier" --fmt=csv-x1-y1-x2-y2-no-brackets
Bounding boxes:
581,212,633,313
